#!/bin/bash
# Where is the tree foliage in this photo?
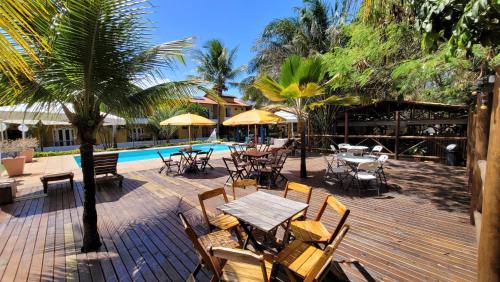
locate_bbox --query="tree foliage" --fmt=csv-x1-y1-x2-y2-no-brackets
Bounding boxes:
411,0,499,57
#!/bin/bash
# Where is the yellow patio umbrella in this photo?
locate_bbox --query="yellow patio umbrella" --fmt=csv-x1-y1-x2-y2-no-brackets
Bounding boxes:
223,109,285,143
160,113,216,142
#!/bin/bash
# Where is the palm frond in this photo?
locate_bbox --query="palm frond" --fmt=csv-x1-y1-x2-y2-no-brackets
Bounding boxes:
308,95,360,110
253,75,286,102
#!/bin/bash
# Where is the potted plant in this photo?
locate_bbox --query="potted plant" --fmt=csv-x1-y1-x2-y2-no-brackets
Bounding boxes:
408,146,427,162
18,138,38,163
1,140,26,177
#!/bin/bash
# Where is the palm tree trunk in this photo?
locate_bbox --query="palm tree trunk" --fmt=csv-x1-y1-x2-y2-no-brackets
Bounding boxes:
299,119,307,178
78,125,102,252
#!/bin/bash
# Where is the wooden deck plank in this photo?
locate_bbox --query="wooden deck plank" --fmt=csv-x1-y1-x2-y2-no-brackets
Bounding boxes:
0,157,477,281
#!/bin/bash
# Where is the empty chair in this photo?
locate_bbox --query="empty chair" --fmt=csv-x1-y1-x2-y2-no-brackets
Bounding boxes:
366,145,383,158
330,145,339,154
283,182,312,221
349,161,381,196
159,152,184,175
322,154,349,184
377,154,389,185
196,148,214,173
223,157,247,186
198,188,240,232
178,212,240,282
209,246,274,282
290,194,350,249
232,179,259,200
338,143,350,151
277,225,350,282
258,143,270,152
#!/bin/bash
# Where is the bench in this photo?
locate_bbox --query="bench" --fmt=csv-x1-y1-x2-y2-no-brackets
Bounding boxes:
40,172,74,194
94,153,123,188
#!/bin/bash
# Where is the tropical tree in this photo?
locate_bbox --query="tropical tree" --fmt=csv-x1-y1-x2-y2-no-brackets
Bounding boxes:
0,1,55,86
254,55,358,178
193,39,245,135
148,107,186,143
411,1,499,279
0,0,197,252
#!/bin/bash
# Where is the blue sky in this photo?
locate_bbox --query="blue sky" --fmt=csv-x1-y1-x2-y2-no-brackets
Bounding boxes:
146,0,303,97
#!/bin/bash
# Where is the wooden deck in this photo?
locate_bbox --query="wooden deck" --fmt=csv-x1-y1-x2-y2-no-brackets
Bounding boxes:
0,155,477,281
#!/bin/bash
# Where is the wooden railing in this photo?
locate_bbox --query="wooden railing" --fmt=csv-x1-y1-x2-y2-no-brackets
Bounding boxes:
305,134,467,164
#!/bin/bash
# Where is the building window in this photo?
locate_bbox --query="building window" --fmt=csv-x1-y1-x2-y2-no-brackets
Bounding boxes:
225,107,233,117
130,127,144,140
53,128,75,146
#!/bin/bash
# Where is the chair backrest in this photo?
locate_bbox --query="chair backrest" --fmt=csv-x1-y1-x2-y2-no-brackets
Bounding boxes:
283,138,294,148
157,151,167,162
358,161,379,172
198,188,229,230
303,225,350,282
206,148,214,159
223,157,239,172
178,212,221,278
284,182,312,217
259,144,270,152
371,145,383,153
316,195,350,244
210,247,268,282
338,143,350,150
228,146,239,156
330,145,338,153
94,153,119,175
232,179,258,200
378,154,389,164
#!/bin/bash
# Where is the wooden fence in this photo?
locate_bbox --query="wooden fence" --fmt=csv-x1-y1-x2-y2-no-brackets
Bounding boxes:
305,134,467,165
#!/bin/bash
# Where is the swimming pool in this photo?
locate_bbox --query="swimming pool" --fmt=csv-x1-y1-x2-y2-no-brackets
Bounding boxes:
73,143,229,167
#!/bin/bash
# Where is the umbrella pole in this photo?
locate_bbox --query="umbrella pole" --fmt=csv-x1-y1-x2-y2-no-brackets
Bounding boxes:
254,124,257,144
189,126,191,144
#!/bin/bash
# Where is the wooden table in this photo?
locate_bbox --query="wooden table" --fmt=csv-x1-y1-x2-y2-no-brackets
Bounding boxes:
181,149,201,173
242,150,272,174
218,191,308,252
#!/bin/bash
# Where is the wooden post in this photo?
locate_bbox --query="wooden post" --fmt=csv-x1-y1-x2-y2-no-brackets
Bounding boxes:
394,111,400,160
471,94,491,223
478,68,500,281
344,112,349,143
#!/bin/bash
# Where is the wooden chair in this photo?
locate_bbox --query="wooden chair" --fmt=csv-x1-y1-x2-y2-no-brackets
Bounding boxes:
277,224,350,282
178,212,240,282
222,157,246,186
290,194,349,248
231,179,259,200
283,182,312,221
196,148,214,173
94,153,123,187
198,188,240,232
209,246,274,282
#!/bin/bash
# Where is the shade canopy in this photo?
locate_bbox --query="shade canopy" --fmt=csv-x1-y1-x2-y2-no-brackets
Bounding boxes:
0,103,125,126
160,113,216,126
223,109,285,126
274,110,297,123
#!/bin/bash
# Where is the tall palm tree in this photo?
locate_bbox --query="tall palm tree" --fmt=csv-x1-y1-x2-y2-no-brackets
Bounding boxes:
0,1,54,86
254,55,358,178
193,39,245,133
0,0,197,252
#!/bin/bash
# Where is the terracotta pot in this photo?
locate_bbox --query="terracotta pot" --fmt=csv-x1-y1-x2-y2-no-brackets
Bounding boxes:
2,157,26,177
20,148,34,163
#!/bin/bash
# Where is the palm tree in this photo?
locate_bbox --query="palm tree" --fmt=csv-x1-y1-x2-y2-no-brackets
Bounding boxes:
0,0,197,252
254,55,358,178
0,1,54,86
193,39,245,134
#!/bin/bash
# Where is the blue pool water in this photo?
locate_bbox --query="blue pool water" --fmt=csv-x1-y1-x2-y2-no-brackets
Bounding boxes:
73,143,229,167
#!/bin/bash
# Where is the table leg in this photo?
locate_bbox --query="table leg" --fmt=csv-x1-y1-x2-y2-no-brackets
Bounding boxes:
282,219,292,247
239,222,264,252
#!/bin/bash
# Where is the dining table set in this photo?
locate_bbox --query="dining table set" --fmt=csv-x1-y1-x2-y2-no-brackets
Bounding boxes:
325,143,389,195
158,146,213,175
225,143,290,188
